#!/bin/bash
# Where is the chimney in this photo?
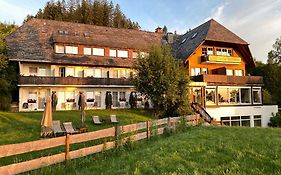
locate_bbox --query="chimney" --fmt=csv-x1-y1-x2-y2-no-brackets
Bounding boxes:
155,26,163,33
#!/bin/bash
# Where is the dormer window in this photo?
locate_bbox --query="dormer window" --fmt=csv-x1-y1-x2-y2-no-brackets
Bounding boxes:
110,49,117,57
58,30,68,35
55,44,64,54
84,33,90,37
117,50,128,58
207,47,213,55
65,46,78,54
132,52,138,58
84,47,92,55
93,48,104,56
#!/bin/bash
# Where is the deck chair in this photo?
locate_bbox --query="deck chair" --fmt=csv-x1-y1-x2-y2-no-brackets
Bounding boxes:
63,122,79,134
92,116,102,125
110,115,119,124
52,120,66,137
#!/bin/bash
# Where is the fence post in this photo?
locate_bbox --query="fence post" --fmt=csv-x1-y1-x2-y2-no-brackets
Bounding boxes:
65,134,70,162
114,124,120,148
146,121,150,141
167,117,171,129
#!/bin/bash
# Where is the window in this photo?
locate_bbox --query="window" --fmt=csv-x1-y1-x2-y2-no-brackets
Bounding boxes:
202,47,207,55
202,68,208,75
216,48,222,55
229,88,240,104
192,88,202,104
86,92,94,102
221,116,250,127
65,67,75,77
55,45,64,53
234,70,243,76
85,68,94,77
92,48,104,56
226,69,233,76
84,47,92,55
38,67,46,76
65,46,78,54
28,92,37,103
218,88,229,104
110,49,117,57
222,48,228,56
117,50,128,58
241,88,251,104
29,67,37,75
206,87,216,105
119,92,126,101
227,49,232,56
94,92,101,107
94,68,102,78
253,88,262,104
112,91,118,107
65,91,75,102
59,67,65,77
207,47,213,55
132,52,138,58
112,70,118,78
191,68,201,76
139,52,148,58
254,115,262,127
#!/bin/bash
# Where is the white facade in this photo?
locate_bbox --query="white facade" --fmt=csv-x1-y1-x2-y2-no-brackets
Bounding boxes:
206,105,278,127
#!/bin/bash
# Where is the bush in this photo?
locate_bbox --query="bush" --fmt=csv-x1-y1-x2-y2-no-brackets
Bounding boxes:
268,112,281,127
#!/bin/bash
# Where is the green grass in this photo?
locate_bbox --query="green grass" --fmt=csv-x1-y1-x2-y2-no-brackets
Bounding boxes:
28,126,281,175
0,109,154,145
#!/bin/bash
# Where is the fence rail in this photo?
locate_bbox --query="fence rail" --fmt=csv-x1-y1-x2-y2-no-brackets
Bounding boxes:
0,115,198,175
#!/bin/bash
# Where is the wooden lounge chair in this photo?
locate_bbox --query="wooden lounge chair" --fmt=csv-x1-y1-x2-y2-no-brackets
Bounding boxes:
92,116,102,125
52,120,66,137
63,122,79,134
110,115,118,124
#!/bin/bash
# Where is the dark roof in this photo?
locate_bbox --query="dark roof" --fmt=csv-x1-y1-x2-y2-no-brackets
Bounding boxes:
173,19,255,67
6,18,163,67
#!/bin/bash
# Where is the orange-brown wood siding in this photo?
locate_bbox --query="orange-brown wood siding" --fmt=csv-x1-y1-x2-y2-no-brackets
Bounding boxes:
188,45,246,75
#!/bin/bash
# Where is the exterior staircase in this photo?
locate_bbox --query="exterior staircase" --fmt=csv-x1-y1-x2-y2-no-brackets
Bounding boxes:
191,102,222,126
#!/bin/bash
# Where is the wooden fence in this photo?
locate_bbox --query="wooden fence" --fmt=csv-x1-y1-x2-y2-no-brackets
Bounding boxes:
0,115,198,175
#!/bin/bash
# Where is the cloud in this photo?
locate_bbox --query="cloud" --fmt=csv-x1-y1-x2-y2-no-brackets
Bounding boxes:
206,0,281,62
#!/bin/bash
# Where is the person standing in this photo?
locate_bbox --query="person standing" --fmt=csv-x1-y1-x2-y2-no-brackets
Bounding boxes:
51,91,58,111
78,91,86,127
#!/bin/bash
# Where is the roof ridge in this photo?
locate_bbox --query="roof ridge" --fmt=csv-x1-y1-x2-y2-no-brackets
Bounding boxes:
28,18,162,35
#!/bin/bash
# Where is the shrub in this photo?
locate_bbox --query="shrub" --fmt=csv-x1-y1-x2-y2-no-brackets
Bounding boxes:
268,112,281,127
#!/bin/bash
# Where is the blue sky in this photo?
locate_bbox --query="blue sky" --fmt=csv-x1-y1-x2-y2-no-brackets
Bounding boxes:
1,0,281,62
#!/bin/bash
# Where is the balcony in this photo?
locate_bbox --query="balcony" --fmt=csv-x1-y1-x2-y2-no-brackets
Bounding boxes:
201,55,241,64
19,76,132,86
191,74,263,86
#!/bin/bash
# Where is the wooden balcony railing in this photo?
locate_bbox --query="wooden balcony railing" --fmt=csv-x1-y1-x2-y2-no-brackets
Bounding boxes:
191,74,263,85
201,55,241,64
18,76,132,86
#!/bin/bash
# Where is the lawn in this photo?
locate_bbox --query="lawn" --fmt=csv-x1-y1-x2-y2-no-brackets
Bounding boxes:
28,126,281,175
0,109,154,145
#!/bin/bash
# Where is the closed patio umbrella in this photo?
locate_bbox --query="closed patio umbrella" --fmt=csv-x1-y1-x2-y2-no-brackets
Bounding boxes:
41,96,53,136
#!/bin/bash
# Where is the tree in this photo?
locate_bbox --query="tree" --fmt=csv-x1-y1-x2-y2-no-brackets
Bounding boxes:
105,91,112,109
24,0,140,30
0,22,17,110
268,37,281,65
133,45,190,117
163,25,168,34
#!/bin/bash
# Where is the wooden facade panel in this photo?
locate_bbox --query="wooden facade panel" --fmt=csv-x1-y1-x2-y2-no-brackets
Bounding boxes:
0,137,65,158
70,127,115,144
188,45,246,75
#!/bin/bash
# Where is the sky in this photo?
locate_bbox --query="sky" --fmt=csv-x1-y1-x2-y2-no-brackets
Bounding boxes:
1,0,281,62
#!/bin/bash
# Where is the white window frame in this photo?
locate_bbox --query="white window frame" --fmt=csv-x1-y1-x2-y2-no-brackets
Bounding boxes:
65,67,75,77
110,49,117,57
235,70,243,76
94,68,102,78
226,69,233,76
207,47,213,55
29,67,38,76
65,46,78,55
84,47,92,55
55,45,65,54
252,87,262,104
92,48,104,56
117,50,128,58
240,87,251,104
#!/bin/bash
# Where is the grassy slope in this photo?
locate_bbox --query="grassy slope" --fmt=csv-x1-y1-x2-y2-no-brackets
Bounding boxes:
0,109,153,145
30,126,281,175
